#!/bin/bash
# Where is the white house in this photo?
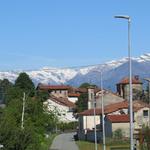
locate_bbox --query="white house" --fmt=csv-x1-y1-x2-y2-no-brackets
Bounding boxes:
44,96,77,123
38,84,80,122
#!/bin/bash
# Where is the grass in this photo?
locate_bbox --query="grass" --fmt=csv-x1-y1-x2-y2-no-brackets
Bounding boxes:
76,141,130,150
40,133,57,150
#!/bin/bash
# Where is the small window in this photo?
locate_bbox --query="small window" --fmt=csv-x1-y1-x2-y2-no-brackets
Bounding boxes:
143,110,148,117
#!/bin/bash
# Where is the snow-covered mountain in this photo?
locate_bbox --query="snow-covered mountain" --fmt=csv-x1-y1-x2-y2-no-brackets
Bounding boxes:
0,53,150,91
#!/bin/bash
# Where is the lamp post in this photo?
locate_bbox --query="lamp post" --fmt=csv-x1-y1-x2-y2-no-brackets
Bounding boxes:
93,70,106,150
114,15,134,150
93,94,98,150
100,71,106,150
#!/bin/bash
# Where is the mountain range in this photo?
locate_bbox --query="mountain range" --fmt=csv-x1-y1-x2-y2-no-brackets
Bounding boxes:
0,53,150,91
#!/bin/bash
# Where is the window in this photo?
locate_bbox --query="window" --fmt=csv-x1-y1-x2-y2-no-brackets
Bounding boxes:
143,110,148,117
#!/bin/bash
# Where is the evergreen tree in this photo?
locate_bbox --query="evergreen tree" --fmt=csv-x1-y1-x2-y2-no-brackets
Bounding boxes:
0,79,13,104
75,93,88,112
15,72,35,96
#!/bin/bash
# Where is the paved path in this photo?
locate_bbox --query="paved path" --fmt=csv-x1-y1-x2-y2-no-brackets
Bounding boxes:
50,132,79,150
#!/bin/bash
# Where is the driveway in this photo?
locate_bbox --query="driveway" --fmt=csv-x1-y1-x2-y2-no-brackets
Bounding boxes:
50,132,79,150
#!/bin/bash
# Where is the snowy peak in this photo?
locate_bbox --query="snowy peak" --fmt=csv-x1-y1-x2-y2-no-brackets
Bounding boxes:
133,53,150,62
0,53,149,86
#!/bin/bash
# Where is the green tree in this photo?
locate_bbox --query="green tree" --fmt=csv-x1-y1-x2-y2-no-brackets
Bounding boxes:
76,93,88,112
113,129,123,139
141,126,150,150
15,72,35,96
0,75,57,149
79,83,91,88
76,83,97,112
0,79,13,103
79,82,98,88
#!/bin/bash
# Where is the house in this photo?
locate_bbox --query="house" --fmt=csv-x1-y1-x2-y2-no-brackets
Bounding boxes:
37,84,70,98
116,75,143,100
105,114,130,137
37,84,80,103
38,84,80,123
87,86,125,109
43,95,76,123
133,100,150,128
78,100,129,140
78,100,150,140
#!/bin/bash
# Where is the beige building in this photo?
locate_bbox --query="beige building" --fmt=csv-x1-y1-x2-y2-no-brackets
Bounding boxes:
133,100,150,129
78,100,129,140
87,87,125,109
105,115,130,137
116,76,143,100
78,100,150,140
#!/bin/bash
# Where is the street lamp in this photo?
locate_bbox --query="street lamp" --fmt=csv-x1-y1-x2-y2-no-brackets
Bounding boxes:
100,71,106,150
93,70,106,150
93,96,98,150
114,15,134,150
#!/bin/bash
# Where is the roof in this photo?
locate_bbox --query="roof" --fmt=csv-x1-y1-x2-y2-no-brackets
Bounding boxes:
68,93,80,97
106,115,130,123
49,96,75,108
133,100,150,112
117,76,142,85
38,84,70,90
79,99,150,116
79,108,102,116
104,100,128,114
79,100,128,116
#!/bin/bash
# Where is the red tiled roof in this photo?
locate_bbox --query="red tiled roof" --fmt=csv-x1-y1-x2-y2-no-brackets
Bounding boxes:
79,100,150,116
106,115,130,123
79,101,128,116
133,100,150,112
68,93,80,97
118,76,142,84
38,84,70,90
79,108,102,116
104,100,128,114
49,96,75,108
79,97,150,117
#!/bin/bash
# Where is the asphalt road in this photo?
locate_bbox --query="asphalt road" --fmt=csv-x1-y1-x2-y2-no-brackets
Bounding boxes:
50,132,79,150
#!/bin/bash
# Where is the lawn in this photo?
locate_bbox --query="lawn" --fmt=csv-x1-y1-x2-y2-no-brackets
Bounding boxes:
76,141,130,150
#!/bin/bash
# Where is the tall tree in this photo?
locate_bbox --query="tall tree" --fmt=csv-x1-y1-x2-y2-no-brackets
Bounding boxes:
15,72,35,96
0,79,13,104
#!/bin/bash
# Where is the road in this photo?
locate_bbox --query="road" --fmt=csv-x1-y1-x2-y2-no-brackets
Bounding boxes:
50,132,79,150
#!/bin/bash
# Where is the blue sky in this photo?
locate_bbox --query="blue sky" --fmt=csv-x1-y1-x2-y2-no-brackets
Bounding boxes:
0,0,149,70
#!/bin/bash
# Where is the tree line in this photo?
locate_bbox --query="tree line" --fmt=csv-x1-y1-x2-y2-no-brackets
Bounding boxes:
0,73,56,150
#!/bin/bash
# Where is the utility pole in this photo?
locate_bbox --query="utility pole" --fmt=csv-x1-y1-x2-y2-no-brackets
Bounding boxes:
21,92,26,130
114,15,134,150
93,95,98,150
101,71,106,150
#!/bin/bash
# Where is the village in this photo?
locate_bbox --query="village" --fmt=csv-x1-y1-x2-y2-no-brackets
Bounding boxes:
37,75,150,149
